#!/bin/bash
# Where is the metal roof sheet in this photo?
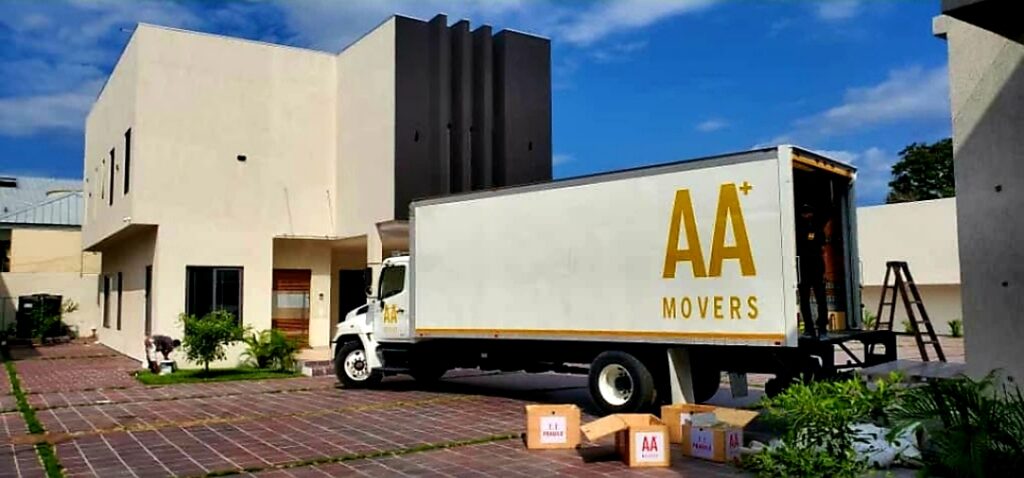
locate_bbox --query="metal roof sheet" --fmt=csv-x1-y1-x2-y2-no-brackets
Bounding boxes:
0,191,83,227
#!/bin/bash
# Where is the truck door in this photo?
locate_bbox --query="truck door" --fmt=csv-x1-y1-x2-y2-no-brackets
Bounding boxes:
372,263,411,340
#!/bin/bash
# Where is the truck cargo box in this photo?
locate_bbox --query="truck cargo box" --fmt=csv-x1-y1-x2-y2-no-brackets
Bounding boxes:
406,146,860,348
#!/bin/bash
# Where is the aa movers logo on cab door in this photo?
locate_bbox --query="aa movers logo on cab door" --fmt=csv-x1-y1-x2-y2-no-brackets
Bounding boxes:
661,182,759,322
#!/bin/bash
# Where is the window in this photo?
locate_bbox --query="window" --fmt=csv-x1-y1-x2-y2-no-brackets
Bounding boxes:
378,265,406,300
108,148,115,206
186,266,243,323
103,275,111,328
116,272,123,330
144,265,152,336
123,129,131,194
1,229,10,272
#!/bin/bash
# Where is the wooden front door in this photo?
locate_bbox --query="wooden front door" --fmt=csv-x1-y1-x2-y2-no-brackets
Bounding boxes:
272,269,311,347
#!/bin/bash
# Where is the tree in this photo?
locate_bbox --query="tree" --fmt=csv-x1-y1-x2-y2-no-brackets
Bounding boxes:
179,310,245,373
886,138,955,203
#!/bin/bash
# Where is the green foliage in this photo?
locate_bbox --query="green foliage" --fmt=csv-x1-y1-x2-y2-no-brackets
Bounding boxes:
862,311,877,330
4,357,63,477
744,373,904,478
28,306,64,340
61,299,79,315
948,319,963,338
889,372,1024,477
887,138,954,204
135,367,297,385
179,310,244,373
241,329,298,371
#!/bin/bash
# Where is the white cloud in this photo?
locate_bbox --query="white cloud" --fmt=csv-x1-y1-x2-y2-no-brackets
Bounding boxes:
812,66,949,134
760,65,949,146
695,118,728,132
553,153,574,166
590,40,648,63
816,0,861,21
556,0,719,46
0,0,202,136
814,147,895,203
276,0,717,51
0,80,103,136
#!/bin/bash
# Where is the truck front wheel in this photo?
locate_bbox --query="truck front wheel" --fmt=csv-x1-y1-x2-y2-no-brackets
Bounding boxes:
589,351,656,414
334,341,382,388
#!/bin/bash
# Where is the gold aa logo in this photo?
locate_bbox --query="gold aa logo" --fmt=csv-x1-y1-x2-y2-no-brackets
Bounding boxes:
382,304,399,324
663,182,756,279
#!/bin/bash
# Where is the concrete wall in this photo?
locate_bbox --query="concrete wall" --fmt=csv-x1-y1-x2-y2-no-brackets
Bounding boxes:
936,15,1024,381
0,227,102,335
9,228,100,274
83,36,137,248
336,18,395,239
857,198,960,287
95,228,155,362
0,272,101,337
863,284,963,333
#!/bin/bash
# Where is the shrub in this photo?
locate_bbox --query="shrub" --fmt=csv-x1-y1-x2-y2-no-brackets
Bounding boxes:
948,319,963,338
889,372,1024,477
180,310,244,374
241,329,298,371
862,311,877,330
28,306,64,340
743,373,904,478
902,319,914,334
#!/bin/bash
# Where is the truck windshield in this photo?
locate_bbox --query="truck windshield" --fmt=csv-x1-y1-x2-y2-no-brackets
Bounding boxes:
378,265,406,300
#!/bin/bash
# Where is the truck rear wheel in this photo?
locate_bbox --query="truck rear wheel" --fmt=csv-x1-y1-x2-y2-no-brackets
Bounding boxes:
589,351,656,415
334,341,382,388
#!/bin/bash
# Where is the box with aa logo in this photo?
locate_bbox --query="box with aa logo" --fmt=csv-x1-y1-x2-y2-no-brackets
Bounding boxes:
679,407,759,463
524,404,581,449
581,414,670,467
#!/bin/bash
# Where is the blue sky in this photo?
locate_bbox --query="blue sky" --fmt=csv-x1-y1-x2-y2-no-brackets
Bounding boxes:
0,0,950,205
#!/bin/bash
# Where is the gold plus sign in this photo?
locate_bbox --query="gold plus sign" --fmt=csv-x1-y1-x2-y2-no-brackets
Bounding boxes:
739,181,753,195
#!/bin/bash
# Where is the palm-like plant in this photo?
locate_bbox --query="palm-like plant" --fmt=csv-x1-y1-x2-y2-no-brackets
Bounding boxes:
241,329,298,371
888,372,1024,477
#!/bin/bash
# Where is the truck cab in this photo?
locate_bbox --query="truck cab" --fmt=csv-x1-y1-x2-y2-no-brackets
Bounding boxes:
332,255,410,386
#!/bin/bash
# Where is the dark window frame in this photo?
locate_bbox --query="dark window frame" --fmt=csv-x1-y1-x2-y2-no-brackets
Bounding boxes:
108,148,115,206
185,266,244,324
123,128,131,195
102,275,111,328
116,272,123,330
144,265,152,336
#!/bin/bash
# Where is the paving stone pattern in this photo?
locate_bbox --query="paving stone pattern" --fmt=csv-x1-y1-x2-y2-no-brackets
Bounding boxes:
0,412,44,478
7,338,965,477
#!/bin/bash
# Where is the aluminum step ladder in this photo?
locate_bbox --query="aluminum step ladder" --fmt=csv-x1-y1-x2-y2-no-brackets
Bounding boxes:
870,261,946,362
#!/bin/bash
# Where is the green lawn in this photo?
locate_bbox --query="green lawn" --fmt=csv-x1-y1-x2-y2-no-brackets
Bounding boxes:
136,367,299,385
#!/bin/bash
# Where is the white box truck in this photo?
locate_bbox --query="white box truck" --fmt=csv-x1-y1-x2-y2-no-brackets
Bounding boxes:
332,146,896,414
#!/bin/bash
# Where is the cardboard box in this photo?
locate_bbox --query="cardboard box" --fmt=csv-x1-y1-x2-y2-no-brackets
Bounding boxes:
525,404,581,449
680,408,759,463
660,404,717,444
581,414,670,467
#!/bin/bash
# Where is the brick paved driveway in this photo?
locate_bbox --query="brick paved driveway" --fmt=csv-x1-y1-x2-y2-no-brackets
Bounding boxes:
5,338,963,477
2,342,754,477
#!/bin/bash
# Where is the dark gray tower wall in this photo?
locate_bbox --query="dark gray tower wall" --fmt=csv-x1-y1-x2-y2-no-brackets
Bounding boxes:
494,30,553,188
393,14,552,220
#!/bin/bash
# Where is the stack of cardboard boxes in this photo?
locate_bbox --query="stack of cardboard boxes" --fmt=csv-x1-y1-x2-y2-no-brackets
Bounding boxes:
524,402,758,468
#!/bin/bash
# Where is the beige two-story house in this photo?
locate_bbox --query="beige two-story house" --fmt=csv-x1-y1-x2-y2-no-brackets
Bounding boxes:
83,14,552,363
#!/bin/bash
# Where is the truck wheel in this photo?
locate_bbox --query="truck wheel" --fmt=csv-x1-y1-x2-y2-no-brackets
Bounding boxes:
589,351,656,414
334,341,382,388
